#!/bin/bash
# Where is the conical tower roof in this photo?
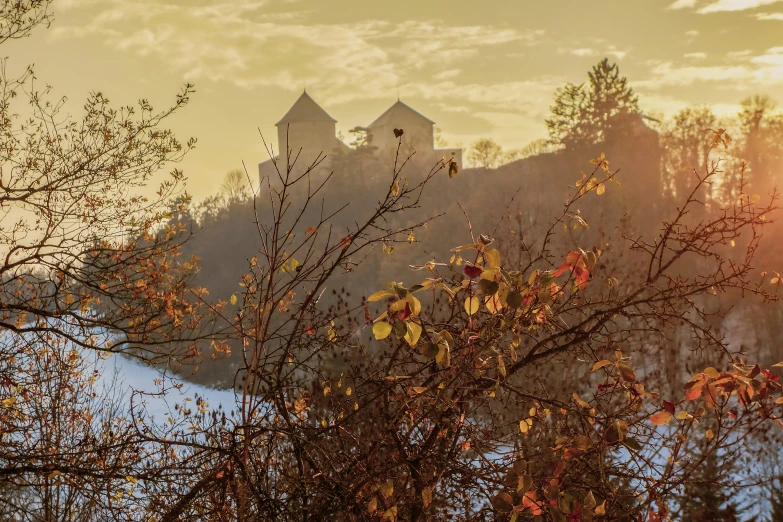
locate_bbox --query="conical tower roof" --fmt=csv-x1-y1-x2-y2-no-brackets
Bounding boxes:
367,100,435,129
276,91,337,126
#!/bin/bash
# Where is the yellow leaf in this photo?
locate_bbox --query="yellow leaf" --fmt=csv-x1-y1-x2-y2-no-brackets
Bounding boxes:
1,397,17,408
498,355,506,378
591,360,613,372
704,367,720,379
677,411,689,420
381,507,397,521
126,475,139,485
391,181,399,196
484,249,501,269
412,386,427,394
706,429,714,440
368,290,395,302
422,487,433,507
373,321,393,340
368,496,378,514
230,294,237,306
404,321,423,346
465,296,479,316
519,420,529,433
573,393,590,409
380,480,394,499
596,183,606,195
595,500,606,515
407,232,415,244
346,387,352,397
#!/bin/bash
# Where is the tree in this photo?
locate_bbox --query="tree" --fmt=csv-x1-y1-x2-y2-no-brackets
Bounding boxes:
660,105,718,199
546,58,640,149
585,58,640,142
434,126,448,148
219,168,251,200
0,3,216,518
739,94,783,196
137,138,783,521
504,138,559,163
546,82,590,151
0,0,51,43
679,430,744,522
468,137,504,168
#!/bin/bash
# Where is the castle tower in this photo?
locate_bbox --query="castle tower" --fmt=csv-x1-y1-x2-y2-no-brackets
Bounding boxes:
259,90,349,181
366,100,436,151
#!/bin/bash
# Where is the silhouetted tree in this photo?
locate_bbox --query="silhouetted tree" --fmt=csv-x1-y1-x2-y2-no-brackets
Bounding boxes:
468,137,503,168
219,168,251,200
739,95,783,196
661,106,718,200
546,58,640,150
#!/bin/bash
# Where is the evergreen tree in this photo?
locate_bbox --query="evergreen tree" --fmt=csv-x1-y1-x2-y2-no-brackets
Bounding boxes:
546,58,641,150
680,440,743,522
545,82,590,151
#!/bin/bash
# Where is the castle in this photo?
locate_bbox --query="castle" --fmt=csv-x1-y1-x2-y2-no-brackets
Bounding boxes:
258,91,462,181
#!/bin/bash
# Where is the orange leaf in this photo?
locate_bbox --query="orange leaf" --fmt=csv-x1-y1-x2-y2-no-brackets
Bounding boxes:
650,411,672,426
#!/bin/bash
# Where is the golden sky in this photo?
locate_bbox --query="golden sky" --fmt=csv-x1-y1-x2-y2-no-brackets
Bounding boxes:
7,0,783,199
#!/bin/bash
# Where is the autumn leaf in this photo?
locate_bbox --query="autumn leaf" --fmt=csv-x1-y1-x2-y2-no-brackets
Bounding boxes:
573,393,591,409
380,479,394,499
305,226,317,234
463,264,483,279
591,360,613,372
464,296,479,316
373,321,393,340
422,487,433,507
367,290,394,302
618,364,636,382
650,411,672,426
404,321,422,346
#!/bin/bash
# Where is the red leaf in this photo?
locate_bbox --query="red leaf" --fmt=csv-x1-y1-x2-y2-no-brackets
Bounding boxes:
663,400,675,415
463,264,483,279
686,386,703,401
397,303,412,321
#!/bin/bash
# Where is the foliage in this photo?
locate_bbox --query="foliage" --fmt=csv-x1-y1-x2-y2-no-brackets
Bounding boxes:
219,168,252,201
468,137,504,169
546,58,640,150
5,5,783,522
678,429,744,522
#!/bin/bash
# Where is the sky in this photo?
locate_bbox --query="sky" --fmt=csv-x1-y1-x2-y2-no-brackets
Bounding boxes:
6,0,783,199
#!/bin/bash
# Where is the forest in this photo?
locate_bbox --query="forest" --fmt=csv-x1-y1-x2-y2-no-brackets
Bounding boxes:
3,1,783,521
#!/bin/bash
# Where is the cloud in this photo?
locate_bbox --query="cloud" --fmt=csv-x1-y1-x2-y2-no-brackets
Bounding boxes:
433,69,462,81
684,52,707,59
637,47,783,90
50,0,542,107
699,0,782,12
570,48,596,57
669,0,783,12
669,0,698,9
756,11,783,17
